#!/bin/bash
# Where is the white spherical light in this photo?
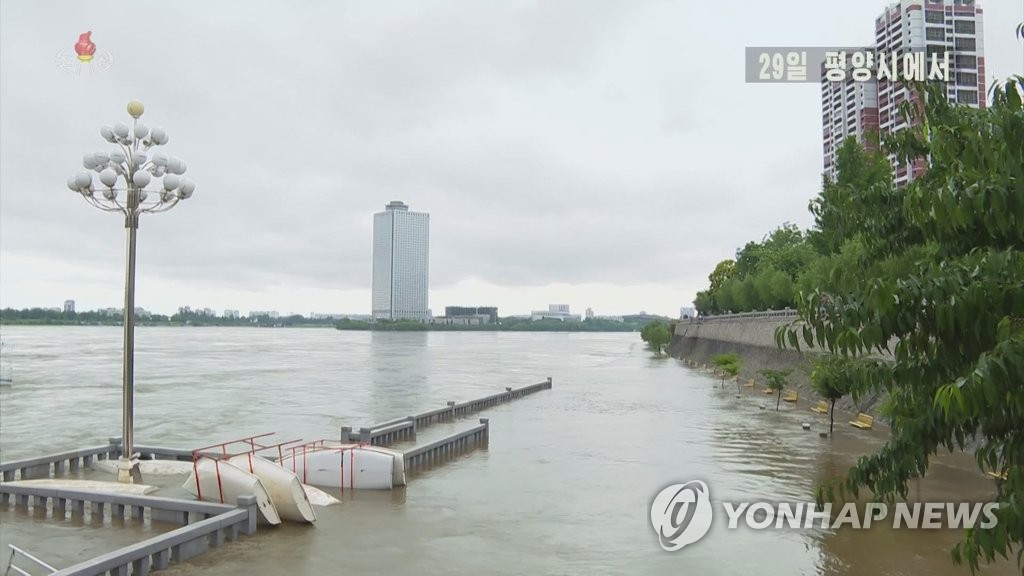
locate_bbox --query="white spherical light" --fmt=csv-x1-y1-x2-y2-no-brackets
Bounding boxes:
151,152,168,167
134,123,149,140
110,150,126,164
150,127,167,145
113,122,130,138
74,172,92,189
100,125,116,143
162,174,181,191
132,171,151,187
180,179,196,196
82,154,96,169
99,168,118,187
131,152,147,167
67,176,78,191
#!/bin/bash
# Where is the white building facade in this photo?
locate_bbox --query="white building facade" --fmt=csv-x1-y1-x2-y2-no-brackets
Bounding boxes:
822,0,985,186
372,201,430,321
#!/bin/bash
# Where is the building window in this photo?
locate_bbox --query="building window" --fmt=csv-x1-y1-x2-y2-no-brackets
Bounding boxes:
954,37,976,51
926,27,945,41
925,10,944,23
955,54,977,69
958,90,978,105
955,71,977,86
954,20,976,34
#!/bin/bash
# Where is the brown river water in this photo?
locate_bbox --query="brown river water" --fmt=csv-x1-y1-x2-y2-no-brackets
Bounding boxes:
0,327,1017,575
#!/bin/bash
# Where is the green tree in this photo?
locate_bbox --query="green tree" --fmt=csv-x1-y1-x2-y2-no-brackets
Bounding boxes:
779,77,1024,571
807,356,851,435
710,353,741,390
760,368,793,411
640,321,672,355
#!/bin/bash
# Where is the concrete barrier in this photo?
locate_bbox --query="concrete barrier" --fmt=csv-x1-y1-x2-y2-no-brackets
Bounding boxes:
342,379,552,447
0,444,120,482
403,419,489,472
0,484,258,576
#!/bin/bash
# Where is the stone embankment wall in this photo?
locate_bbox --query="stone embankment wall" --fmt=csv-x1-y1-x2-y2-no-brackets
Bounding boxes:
667,313,886,419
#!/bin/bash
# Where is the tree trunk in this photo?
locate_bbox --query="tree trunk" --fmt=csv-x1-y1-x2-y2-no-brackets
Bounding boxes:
829,399,836,435
776,391,782,411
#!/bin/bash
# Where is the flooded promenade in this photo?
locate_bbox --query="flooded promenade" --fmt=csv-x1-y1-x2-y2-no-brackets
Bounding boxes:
0,327,1015,575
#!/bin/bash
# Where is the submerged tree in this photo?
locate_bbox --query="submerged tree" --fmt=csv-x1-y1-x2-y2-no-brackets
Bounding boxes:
808,357,852,435
760,369,793,411
640,321,672,355
779,77,1024,572
710,353,741,390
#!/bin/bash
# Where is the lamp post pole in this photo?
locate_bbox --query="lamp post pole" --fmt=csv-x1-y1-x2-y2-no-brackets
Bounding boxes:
68,100,196,483
121,201,139,482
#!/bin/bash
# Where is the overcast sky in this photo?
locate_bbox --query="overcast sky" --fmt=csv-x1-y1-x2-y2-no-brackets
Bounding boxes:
1,0,1021,317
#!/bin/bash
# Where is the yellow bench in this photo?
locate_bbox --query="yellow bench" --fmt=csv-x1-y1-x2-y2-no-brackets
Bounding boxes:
850,413,874,429
811,401,829,414
746,379,756,388
764,388,776,395
783,390,798,403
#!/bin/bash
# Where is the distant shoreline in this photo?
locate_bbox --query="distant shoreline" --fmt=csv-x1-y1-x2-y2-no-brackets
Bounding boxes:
0,321,643,333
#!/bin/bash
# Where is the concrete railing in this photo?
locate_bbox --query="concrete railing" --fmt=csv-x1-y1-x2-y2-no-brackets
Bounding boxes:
403,419,489,472
341,379,553,447
679,309,799,324
0,444,119,482
0,484,258,576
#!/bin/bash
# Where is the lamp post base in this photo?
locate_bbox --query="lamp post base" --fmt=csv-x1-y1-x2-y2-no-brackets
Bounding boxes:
116,456,143,484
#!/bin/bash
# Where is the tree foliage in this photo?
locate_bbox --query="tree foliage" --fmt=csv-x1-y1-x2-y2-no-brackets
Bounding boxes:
640,321,672,354
779,77,1024,571
695,225,815,314
760,368,792,411
711,353,742,389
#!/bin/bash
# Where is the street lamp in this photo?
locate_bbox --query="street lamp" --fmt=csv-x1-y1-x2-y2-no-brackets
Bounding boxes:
67,100,195,483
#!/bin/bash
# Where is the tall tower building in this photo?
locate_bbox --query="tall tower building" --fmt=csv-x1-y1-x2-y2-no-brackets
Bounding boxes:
372,201,430,321
822,0,985,186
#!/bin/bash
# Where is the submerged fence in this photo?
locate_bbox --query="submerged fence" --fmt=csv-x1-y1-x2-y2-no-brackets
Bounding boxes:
0,484,258,576
341,378,552,447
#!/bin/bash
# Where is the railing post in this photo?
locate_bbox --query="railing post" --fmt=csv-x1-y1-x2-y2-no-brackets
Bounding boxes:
359,427,372,443
447,401,456,420
109,436,124,459
407,416,417,440
237,495,257,535
341,426,353,443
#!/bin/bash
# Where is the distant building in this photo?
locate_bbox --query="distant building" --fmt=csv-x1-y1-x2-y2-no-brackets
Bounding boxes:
223,309,241,319
432,316,485,326
372,200,430,321
585,307,594,320
531,304,581,322
680,307,697,319
594,315,624,322
63,299,75,313
445,306,498,324
178,306,192,315
249,310,280,319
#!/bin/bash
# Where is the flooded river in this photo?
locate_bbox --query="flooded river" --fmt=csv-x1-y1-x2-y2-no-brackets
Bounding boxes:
0,327,1015,575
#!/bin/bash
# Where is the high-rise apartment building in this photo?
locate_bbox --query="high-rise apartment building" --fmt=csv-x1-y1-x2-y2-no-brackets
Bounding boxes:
822,0,985,186
63,299,75,313
372,201,430,321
